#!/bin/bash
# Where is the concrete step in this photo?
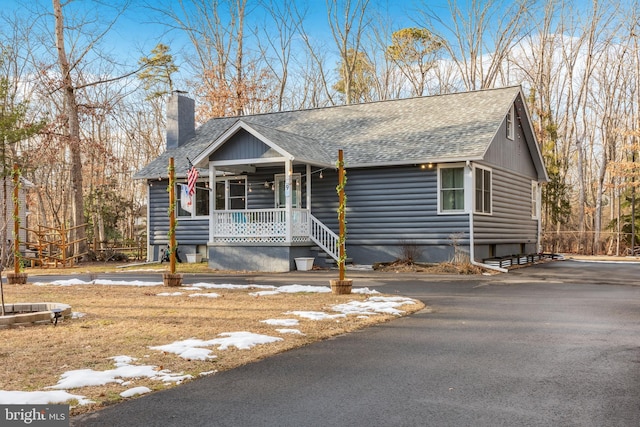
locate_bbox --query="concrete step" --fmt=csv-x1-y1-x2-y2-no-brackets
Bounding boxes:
309,246,352,265
322,257,353,265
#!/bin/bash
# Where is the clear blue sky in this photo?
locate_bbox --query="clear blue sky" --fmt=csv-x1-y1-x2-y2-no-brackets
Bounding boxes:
0,0,608,74
2,0,425,62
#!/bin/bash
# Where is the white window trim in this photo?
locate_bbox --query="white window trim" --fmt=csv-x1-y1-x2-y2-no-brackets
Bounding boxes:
531,181,540,219
176,179,210,218
506,104,515,140
473,165,492,215
274,173,301,208
215,175,247,211
437,163,468,215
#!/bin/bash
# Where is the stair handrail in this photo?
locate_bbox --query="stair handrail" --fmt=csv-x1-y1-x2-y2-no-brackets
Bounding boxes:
309,214,340,262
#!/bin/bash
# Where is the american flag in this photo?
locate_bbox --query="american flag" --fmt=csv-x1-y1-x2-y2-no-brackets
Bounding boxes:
187,164,199,197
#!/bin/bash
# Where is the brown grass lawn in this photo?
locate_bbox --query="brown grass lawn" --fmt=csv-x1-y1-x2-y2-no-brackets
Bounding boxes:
0,265,424,416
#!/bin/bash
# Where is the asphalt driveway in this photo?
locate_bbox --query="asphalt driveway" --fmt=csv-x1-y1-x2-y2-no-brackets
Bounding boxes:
72,260,640,426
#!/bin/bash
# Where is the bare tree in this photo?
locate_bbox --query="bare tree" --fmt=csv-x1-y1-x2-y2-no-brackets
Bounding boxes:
326,0,372,105
155,0,276,119
254,0,305,111
52,0,90,257
418,0,535,90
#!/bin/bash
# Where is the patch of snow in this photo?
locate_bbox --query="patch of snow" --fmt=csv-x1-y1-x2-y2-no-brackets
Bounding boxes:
208,332,283,350
250,284,331,296
150,339,217,361
46,358,193,390
33,278,87,286
351,287,380,294
111,355,136,366
276,329,304,335
120,386,151,398
188,292,220,298
150,332,283,359
157,292,183,296
285,311,346,320
0,390,93,405
250,290,280,296
260,318,300,326
331,296,417,316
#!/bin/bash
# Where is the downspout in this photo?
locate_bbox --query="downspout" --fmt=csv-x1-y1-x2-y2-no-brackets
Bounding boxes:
467,161,508,273
537,182,543,254
469,209,508,273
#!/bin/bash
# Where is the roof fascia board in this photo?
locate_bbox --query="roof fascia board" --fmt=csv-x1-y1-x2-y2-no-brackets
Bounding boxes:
211,157,288,167
477,87,549,183
515,93,549,182
349,156,484,169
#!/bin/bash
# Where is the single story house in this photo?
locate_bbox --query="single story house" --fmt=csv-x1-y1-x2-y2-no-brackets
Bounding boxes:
135,86,548,272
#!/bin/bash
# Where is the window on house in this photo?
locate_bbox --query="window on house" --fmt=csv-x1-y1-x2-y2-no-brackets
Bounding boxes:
215,176,247,210
506,104,515,140
475,167,491,214
176,181,210,217
439,167,465,212
275,174,301,208
531,181,539,219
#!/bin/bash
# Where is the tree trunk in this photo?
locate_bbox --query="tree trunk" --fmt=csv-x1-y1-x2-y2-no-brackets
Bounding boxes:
593,143,608,254
53,0,87,258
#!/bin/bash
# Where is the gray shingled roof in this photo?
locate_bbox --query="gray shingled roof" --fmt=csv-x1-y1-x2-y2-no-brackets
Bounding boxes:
135,86,521,179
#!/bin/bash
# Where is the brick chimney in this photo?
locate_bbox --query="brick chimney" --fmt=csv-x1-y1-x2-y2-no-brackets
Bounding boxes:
166,91,195,149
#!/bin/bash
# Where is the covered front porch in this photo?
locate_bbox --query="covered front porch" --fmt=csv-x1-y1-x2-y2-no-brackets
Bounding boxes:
192,120,340,271
208,197,339,272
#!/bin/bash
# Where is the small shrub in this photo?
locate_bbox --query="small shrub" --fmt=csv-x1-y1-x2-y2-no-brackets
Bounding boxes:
398,240,422,264
449,232,469,264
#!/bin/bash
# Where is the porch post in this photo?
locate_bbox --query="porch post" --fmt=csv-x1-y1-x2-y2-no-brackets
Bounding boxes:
285,159,293,243
209,163,216,243
306,164,311,210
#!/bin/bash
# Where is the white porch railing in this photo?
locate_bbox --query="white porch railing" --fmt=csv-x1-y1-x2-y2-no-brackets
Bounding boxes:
213,209,310,243
212,209,340,261
309,214,339,261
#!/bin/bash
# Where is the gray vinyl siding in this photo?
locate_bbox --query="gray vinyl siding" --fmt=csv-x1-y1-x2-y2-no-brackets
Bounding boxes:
147,180,209,247
246,165,309,209
211,129,280,161
484,98,537,178
312,166,469,252
484,123,537,178
473,100,540,260
473,167,538,248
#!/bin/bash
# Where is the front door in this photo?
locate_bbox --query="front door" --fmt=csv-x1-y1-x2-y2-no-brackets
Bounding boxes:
274,173,301,208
